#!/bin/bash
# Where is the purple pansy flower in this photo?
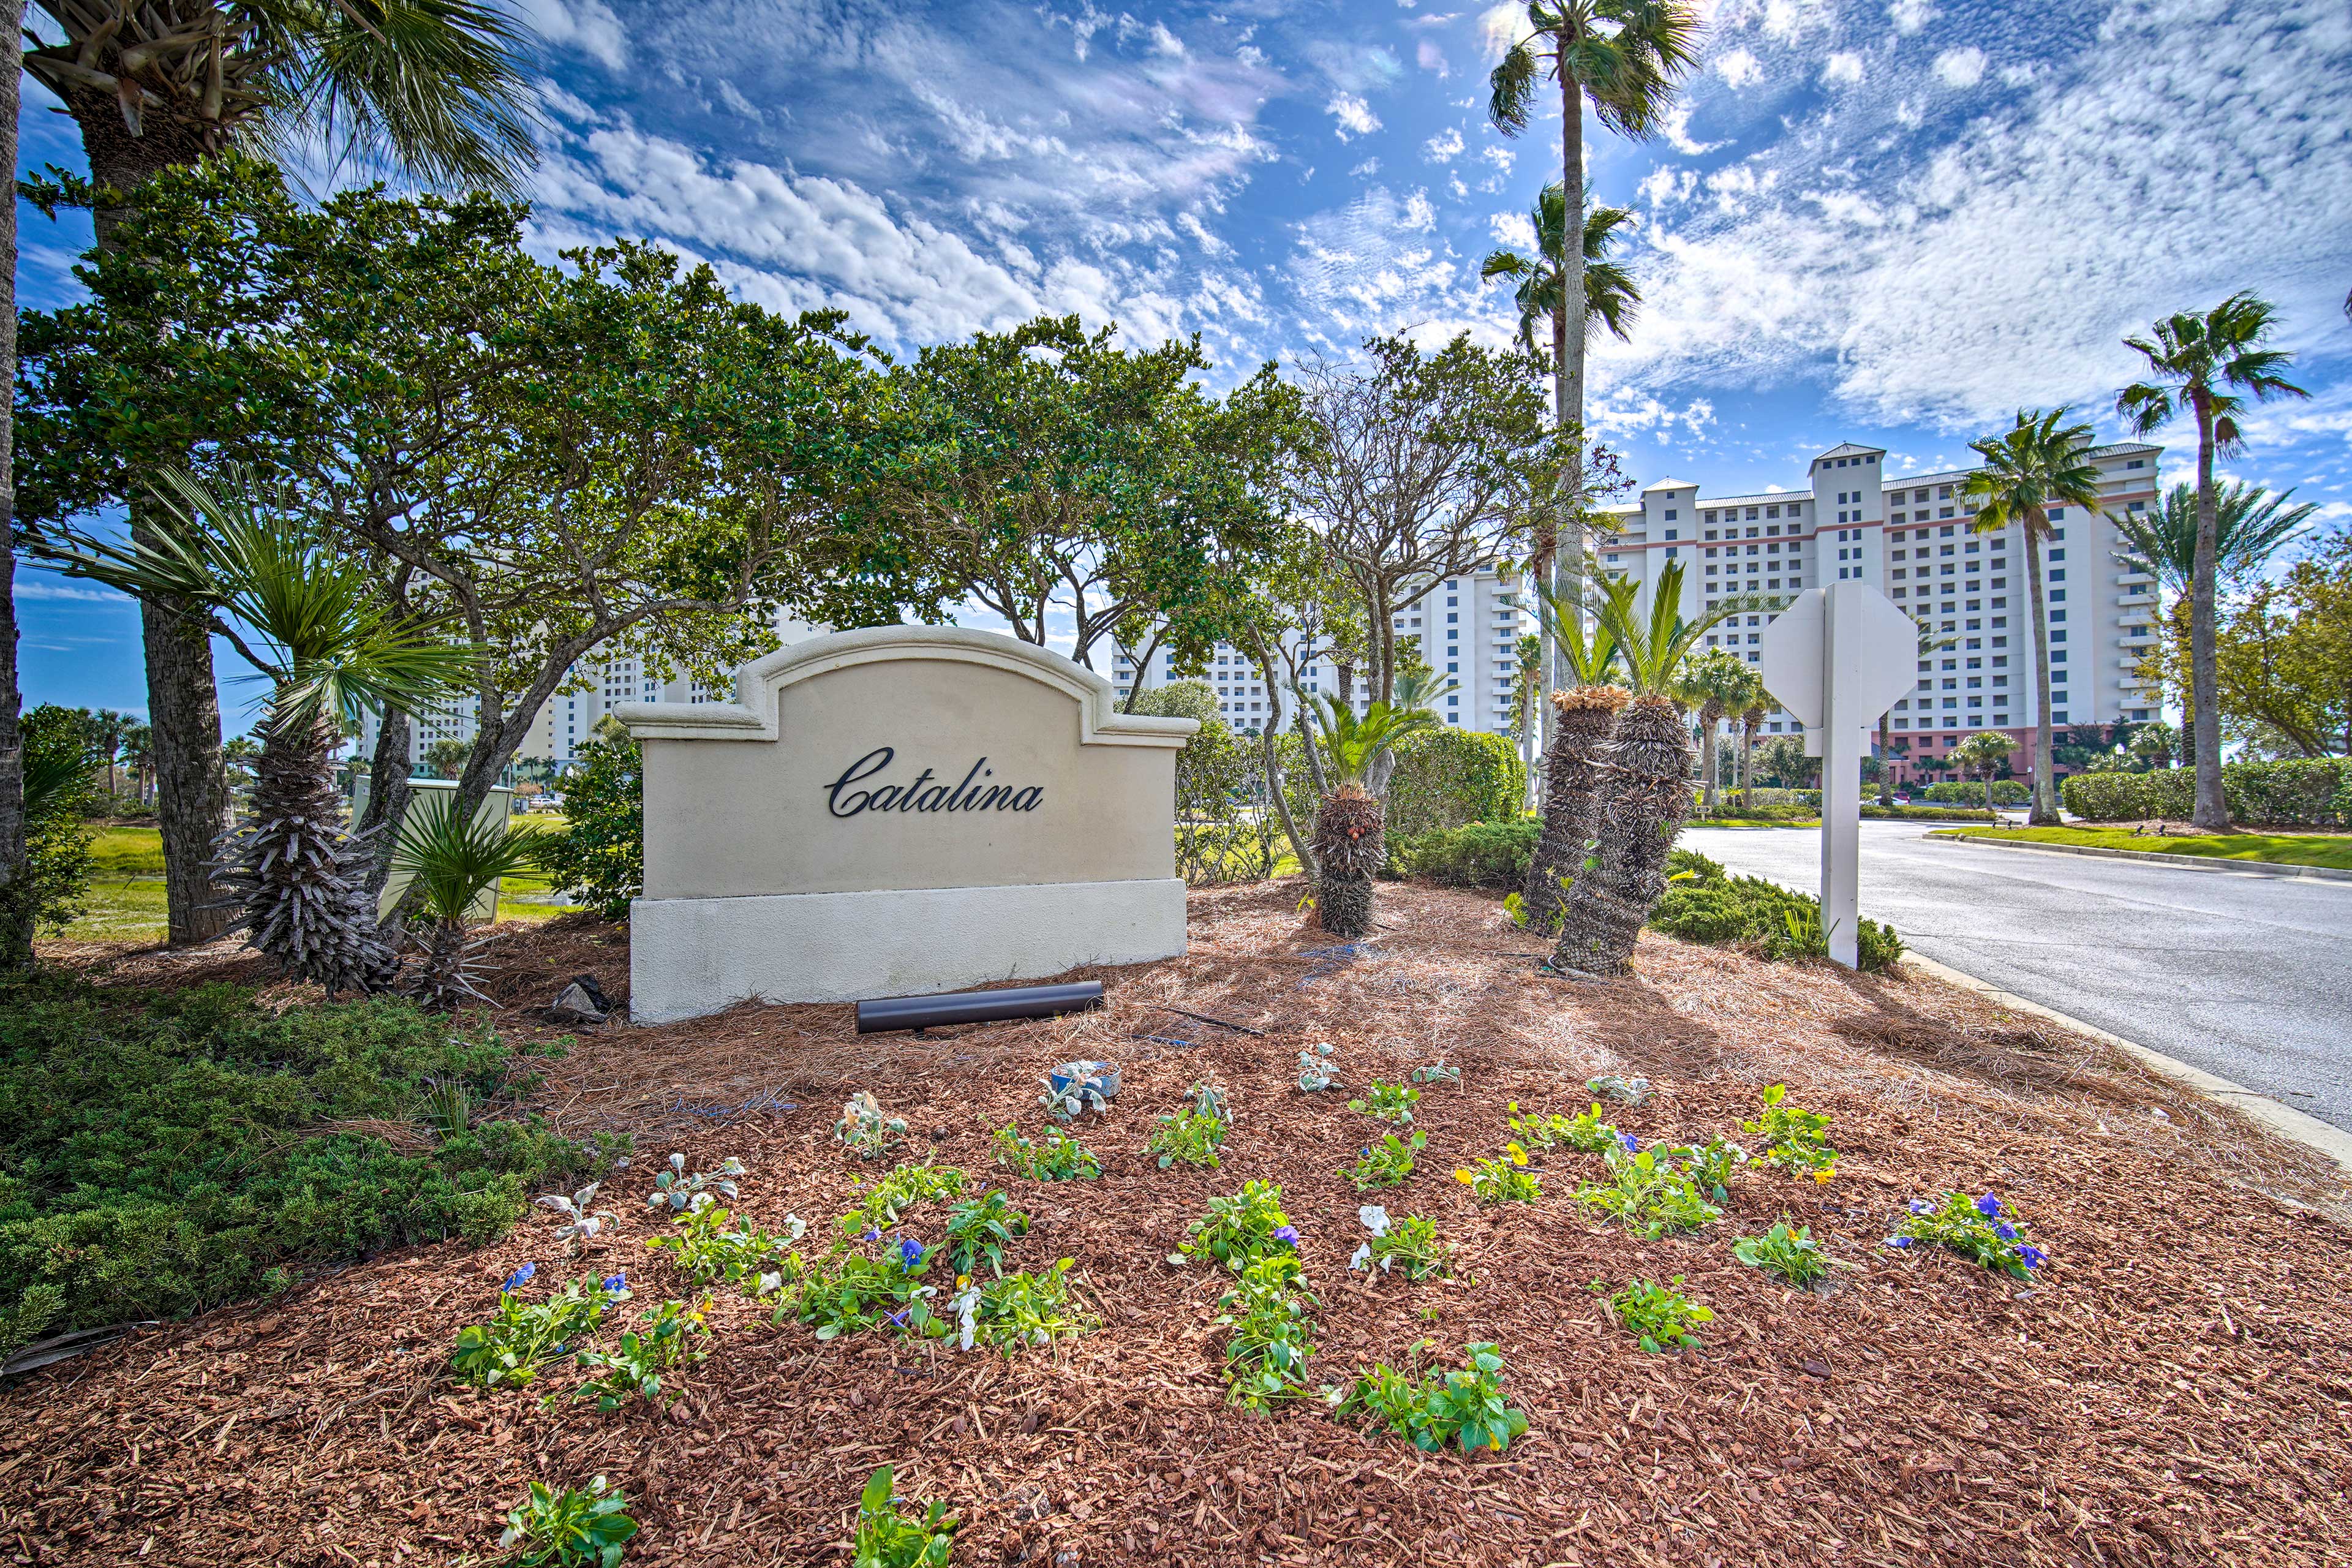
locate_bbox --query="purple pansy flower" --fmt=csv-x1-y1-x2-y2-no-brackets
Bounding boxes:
900,1237,925,1268
1994,1223,2017,1241
1620,1133,1640,1153
888,1308,911,1327
1887,1236,1913,1248
2018,1245,2046,1270
1272,1226,1299,1247
863,1228,882,1242
1907,1199,1936,1216
501,1261,537,1294
1975,1193,2002,1218
602,1272,628,1294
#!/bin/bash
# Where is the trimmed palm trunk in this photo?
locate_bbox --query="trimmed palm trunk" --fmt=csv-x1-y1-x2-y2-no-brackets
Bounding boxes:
1550,695,1696,979
216,710,397,996
1313,787,1384,938
1521,686,1628,934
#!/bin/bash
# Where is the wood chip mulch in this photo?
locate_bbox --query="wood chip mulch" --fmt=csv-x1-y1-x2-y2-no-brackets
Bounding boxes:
8,881,2351,1568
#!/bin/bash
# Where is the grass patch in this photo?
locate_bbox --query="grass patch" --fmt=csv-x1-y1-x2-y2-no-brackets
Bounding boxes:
1936,826,2352,871
87,826,168,876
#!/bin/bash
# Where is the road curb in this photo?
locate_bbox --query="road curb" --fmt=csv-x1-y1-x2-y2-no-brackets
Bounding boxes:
1921,831,2352,884
1899,952,2352,1180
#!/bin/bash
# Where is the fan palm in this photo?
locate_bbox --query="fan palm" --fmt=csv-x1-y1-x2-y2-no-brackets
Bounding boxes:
2113,480,2318,594
1550,560,1756,977
1391,666,1458,717
1488,0,1701,635
1949,731,2016,815
2116,292,2309,829
1517,568,1630,932
1304,696,1439,938
1961,409,2109,827
28,464,476,992
388,796,540,1009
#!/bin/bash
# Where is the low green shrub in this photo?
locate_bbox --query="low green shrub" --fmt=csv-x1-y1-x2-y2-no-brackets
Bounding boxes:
1148,1109,1227,1169
1921,779,2029,805
990,1124,1101,1181
1175,1180,1296,1270
1574,1147,1722,1237
537,732,642,920
1384,728,1526,838
1214,1252,1320,1408
1861,804,1996,822
1734,1220,1838,1287
2062,757,2350,826
1334,1341,1531,1454
1390,817,1539,889
0,980,622,1358
1649,852,1904,970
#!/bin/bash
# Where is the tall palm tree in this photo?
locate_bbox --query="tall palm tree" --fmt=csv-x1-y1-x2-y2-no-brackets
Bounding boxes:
1481,180,1640,765
1550,559,1747,978
1736,697,1766,806
1961,410,2110,827
1949,731,2016,814
2114,480,2318,594
29,465,475,992
1520,567,1631,933
0,0,28,972
21,0,541,949
1673,646,1751,818
1305,696,1438,938
2116,293,2309,829
1489,1,1700,689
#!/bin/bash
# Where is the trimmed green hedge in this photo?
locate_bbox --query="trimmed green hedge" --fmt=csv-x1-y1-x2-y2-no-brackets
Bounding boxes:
1921,779,2029,805
1391,818,1539,889
1862,804,1997,822
1650,850,1904,971
2062,758,2351,826
1385,728,1526,838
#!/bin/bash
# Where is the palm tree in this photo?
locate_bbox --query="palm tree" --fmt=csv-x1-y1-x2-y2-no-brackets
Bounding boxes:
1950,731,2016,814
1673,647,1752,818
1961,410,2110,826
2114,480,2321,594
22,0,541,950
1519,568,1631,933
1391,666,1458,717
1879,625,1956,806
2116,293,2310,829
1736,698,1765,807
1488,1,1701,677
1550,559,1749,978
1305,696,1438,938
28,465,475,992
388,795,540,1009
1481,181,1640,764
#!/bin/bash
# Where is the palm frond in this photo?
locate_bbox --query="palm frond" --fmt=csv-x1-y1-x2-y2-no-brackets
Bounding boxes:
1306,696,1439,787
390,794,541,925
2110,480,2318,592
1591,560,1760,699
1488,38,1540,135
1962,408,2106,538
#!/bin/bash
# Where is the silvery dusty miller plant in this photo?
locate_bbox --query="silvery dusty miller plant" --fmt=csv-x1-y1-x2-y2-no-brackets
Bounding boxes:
537,1184,619,1254
647,1152,745,1213
1296,1041,1338,1092
835,1092,908,1160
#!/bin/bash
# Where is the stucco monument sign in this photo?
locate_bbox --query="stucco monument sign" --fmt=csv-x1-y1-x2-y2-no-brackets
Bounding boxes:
616,626,1198,1024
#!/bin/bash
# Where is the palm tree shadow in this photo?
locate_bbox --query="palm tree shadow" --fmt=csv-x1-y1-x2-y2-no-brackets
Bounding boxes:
1811,963,2118,1101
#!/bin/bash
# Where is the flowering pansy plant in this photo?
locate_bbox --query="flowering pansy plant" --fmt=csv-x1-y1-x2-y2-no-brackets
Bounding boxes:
1890,1191,2048,1281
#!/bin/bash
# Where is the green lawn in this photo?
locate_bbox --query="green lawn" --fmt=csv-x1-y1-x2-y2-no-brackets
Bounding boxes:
1938,825,2352,871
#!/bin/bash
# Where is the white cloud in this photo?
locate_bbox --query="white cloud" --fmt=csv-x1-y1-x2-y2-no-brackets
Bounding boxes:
1716,48,1764,89
1417,38,1450,76
513,0,626,71
1822,52,1866,88
1887,0,1938,35
1489,210,1537,251
1933,47,1988,88
1350,157,1383,177
1423,126,1465,161
1659,105,1723,156
11,576,121,603
1640,166,1699,206
1401,190,1438,232
1480,144,1514,174
1327,92,1382,140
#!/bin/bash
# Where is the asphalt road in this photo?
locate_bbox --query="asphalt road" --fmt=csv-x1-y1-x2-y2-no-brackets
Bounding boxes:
1679,821,2352,1134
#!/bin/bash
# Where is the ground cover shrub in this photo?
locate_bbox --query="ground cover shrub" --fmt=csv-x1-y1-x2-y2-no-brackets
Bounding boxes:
1456,1146,1540,1204
1333,1340,1531,1455
1742,1085,1839,1180
1733,1220,1838,1287
571,1296,711,1411
1690,800,1815,823
1148,1108,1227,1169
1348,1080,1420,1122
1890,1191,2048,1280
0,979,620,1357
1174,1180,1296,1270
1348,1207,1456,1283
501,1476,638,1567
942,1190,1030,1276
852,1464,957,1568
645,1196,805,1291
1860,804,1996,822
1599,1277,1714,1353
991,1124,1101,1181
2063,757,2350,826
1213,1252,1320,1408
1345,1131,1425,1190
1923,780,2030,805
1649,854,1903,970
1392,818,1538,889
1574,1147,1722,1237
452,1272,630,1390
944,1259,1093,1351
647,1152,745,1213
536,733,642,920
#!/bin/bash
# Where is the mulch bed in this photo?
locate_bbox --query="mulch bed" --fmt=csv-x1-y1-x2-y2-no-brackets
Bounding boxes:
8,882,2351,1567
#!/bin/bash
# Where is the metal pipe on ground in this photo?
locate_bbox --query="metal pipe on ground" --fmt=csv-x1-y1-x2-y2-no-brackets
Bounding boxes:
855,981,1105,1035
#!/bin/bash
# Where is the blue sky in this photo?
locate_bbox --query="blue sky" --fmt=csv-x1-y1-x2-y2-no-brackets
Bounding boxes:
15,0,2352,723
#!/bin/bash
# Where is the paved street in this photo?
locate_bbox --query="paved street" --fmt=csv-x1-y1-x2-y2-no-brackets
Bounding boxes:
1679,821,2352,1133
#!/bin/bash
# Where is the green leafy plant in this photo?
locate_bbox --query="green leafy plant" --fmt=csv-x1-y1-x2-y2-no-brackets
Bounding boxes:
535,731,642,920
1574,1147,1722,1238
645,1196,805,1291
1148,1108,1227,1169
1344,1130,1425,1191
990,1124,1101,1182
1348,1207,1456,1283
1657,1134,1747,1204
500,1476,638,1567
1334,1341,1531,1455
388,797,547,1010
571,1297,711,1411
1215,1253,1321,1409
1599,1276,1714,1354
1891,1192,2048,1281
790,1246,941,1342
943,1190,1031,1278
452,1275,626,1390
1185,1080,1231,1123
647,1152,745,1213
1734,1220,1839,1287
852,1464,957,1568
1741,1085,1839,1180
1586,1074,1649,1104
1409,1060,1461,1085
1455,1147,1540,1205
1348,1080,1421,1123
943,1259,1094,1352
842,1164,968,1237
1296,1041,1339,1092
1174,1180,1297,1270
834,1092,908,1161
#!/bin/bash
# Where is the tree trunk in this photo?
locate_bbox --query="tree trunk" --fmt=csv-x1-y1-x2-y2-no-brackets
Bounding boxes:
0,0,27,973
356,706,418,918
1521,686,1627,935
2025,525,2062,826
86,140,235,944
1877,717,1894,807
1551,696,1694,979
1313,790,1383,938
1698,700,1722,816
1246,633,1316,881
2187,401,2228,829
1555,56,1588,650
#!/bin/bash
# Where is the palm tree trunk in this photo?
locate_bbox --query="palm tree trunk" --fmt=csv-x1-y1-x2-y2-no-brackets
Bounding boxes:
1522,687,1627,935
1314,791,1383,938
2188,402,2228,829
1877,716,1894,807
1551,696,1694,978
1557,63,1588,619
0,1,28,974
1698,701,1722,816
2025,526,2062,826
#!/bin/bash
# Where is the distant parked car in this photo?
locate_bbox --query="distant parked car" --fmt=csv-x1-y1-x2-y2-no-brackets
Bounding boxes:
1891,794,1911,805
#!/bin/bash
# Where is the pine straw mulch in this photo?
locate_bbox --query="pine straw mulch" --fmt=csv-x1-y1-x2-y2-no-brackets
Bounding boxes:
8,882,2352,1568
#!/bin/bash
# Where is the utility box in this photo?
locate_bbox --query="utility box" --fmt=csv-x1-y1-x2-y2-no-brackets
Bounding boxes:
350,777,516,922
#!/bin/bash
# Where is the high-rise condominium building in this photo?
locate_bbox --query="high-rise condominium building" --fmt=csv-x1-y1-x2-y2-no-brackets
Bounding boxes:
1110,562,1534,737
1593,439,2163,784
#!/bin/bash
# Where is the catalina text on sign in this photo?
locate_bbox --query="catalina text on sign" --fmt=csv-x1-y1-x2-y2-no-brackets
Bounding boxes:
823,749,1044,818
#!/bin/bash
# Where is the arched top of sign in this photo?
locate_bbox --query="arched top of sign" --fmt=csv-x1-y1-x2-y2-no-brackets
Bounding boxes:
611,625,1196,750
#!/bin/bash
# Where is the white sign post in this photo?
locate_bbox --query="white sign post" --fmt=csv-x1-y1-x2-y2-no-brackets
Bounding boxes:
1757,581,1918,967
